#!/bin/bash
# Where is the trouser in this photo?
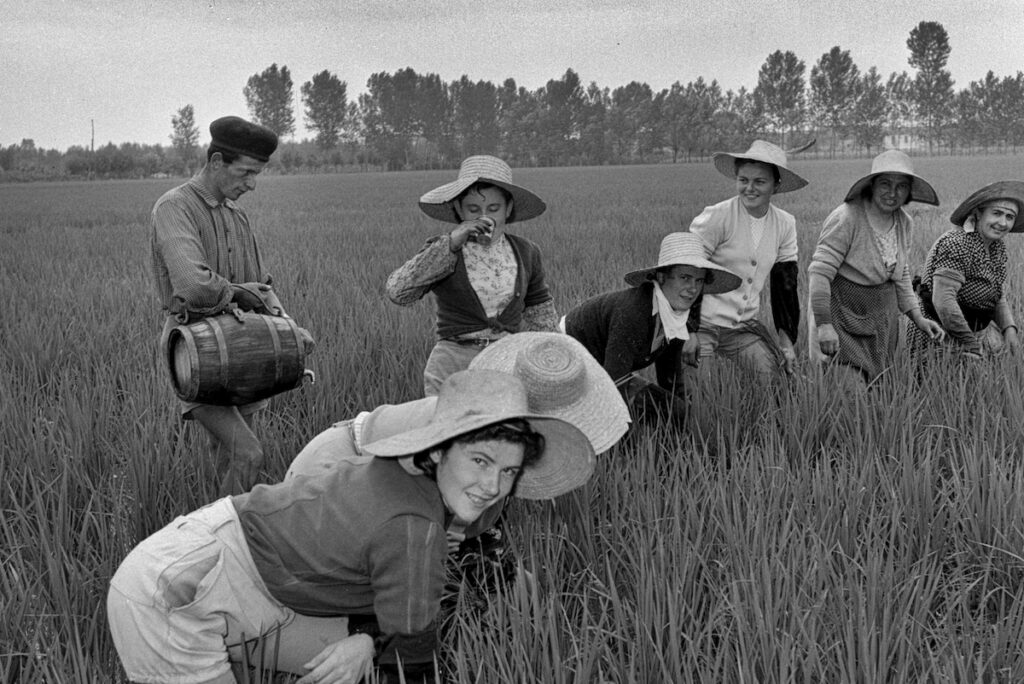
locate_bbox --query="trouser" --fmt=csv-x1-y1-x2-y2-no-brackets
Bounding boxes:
107,498,349,683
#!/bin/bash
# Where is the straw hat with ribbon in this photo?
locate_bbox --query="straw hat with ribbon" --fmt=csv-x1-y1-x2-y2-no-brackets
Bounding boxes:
361,369,594,500
419,155,547,224
712,140,809,194
623,232,742,293
949,180,1024,233
469,332,630,456
843,150,939,206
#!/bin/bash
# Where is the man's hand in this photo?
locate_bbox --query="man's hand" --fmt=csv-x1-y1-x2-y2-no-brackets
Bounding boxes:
232,283,272,313
295,634,375,684
298,327,316,354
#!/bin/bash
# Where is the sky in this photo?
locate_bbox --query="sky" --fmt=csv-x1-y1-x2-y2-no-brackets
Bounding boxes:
3,0,1021,151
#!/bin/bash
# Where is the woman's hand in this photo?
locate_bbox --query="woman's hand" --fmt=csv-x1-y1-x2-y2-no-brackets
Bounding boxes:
449,218,494,251
295,634,375,684
916,318,945,341
816,323,839,356
777,334,796,375
681,335,700,367
1004,326,1019,354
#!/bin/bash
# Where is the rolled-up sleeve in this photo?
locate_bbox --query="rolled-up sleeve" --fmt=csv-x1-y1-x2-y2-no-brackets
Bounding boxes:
776,214,799,263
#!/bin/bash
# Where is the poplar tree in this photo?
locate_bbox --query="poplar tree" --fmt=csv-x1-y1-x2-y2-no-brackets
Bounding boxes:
244,64,296,138
301,70,347,150
906,21,954,153
809,46,860,156
170,104,199,172
753,50,806,146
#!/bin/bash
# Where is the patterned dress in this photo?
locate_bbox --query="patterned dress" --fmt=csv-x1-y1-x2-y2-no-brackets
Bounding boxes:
908,227,1008,356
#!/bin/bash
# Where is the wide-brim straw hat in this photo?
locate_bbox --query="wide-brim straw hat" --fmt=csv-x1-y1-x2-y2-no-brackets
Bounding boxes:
359,397,437,445
362,369,594,500
469,332,630,456
712,140,808,194
843,150,939,206
949,180,1024,233
419,155,547,224
623,231,742,293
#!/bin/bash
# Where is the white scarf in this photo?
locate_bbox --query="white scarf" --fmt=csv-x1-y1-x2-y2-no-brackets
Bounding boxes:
652,282,690,342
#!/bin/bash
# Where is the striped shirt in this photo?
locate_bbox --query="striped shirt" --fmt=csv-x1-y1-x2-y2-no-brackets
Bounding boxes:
151,176,264,323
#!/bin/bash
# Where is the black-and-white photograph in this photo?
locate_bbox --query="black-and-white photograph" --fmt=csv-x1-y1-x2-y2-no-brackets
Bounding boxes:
3,1,1023,681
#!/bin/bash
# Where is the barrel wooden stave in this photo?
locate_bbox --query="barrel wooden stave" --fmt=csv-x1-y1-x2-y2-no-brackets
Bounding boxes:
168,313,307,406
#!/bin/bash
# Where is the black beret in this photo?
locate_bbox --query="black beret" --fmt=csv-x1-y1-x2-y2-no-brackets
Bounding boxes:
209,116,278,163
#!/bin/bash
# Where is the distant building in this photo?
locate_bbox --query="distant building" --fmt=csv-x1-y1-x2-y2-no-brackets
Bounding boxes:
883,130,928,152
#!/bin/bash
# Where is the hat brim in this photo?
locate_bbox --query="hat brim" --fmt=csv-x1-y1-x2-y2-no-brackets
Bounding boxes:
623,260,742,293
419,177,547,224
949,181,1024,233
712,152,808,194
843,173,939,206
362,411,594,500
468,332,630,456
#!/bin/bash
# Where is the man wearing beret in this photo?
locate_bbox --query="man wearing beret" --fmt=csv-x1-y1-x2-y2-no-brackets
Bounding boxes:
150,115,286,495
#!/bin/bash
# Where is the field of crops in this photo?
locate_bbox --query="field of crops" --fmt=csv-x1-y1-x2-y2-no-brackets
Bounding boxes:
3,154,1024,682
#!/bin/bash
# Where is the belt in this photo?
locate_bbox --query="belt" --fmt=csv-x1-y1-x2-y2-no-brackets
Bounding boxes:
450,336,500,348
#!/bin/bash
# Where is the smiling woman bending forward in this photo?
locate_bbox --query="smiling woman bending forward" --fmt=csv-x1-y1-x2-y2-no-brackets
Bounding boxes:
106,370,592,684
909,180,1024,360
807,150,945,386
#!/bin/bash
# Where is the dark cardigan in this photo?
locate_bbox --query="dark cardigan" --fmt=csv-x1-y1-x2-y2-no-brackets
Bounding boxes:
564,282,701,390
430,233,551,339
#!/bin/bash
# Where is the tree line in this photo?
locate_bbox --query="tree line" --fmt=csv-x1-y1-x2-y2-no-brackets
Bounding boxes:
3,21,1022,181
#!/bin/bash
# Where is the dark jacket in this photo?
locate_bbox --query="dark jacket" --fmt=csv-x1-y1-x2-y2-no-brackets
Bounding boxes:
564,282,700,390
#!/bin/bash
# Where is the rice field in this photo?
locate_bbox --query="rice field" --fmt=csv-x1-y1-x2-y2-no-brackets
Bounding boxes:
3,154,1024,682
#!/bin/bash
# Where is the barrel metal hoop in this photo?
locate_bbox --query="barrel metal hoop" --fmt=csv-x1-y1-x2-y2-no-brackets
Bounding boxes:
208,316,230,393
264,316,283,385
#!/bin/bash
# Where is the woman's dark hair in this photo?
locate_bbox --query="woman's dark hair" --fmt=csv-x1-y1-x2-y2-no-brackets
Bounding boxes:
651,266,714,286
734,158,780,185
207,144,240,164
861,174,914,206
410,418,545,480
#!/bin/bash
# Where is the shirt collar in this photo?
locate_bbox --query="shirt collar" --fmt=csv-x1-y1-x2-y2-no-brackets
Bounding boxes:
188,176,238,210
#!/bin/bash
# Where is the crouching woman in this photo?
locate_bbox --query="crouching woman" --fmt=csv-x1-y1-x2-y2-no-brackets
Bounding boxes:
106,370,592,684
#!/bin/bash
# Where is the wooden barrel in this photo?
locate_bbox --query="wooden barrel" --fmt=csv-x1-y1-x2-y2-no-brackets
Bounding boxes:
167,313,309,406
